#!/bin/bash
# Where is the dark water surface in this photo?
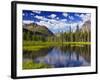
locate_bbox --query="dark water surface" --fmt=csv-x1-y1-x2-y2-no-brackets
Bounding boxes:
23,45,91,68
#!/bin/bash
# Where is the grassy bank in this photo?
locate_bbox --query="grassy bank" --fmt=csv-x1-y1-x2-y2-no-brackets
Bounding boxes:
23,41,91,51
23,41,91,46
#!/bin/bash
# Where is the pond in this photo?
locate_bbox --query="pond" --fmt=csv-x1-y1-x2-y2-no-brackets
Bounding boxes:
23,45,91,69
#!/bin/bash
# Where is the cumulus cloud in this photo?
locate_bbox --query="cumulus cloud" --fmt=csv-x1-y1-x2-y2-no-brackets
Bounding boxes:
74,13,91,28
75,13,91,22
22,13,25,16
35,15,44,19
23,20,34,24
56,17,59,20
35,15,48,21
62,13,68,17
61,19,67,22
22,13,29,17
49,14,57,18
36,20,56,32
36,18,71,33
30,13,34,16
75,13,80,17
79,13,91,22
37,21,51,27
24,12,91,33
69,16,74,20
32,11,41,14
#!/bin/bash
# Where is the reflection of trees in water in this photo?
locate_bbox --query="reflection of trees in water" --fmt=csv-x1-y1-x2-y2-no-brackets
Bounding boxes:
23,45,91,66
79,45,91,63
59,45,91,63
23,47,53,59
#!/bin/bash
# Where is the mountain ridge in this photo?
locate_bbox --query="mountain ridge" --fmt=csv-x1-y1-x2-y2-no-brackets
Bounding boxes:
23,23,54,37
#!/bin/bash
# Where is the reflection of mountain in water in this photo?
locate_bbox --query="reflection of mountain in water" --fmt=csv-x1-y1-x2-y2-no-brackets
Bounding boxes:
34,47,90,68
23,47,53,61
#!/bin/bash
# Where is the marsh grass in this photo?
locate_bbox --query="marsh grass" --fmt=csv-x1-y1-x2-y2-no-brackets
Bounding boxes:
23,60,51,69
23,41,91,51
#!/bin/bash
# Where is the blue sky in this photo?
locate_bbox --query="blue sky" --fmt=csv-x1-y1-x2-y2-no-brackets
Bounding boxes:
23,10,91,33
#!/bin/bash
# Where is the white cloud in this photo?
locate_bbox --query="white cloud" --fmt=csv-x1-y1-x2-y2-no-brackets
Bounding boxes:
36,20,54,32
61,19,67,22
35,15,48,21
23,20,34,24
70,23,77,27
23,13,28,16
85,14,91,21
75,13,80,17
35,15,44,19
69,16,74,20
80,14,85,18
30,13,34,16
74,13,91,29
70,23,78,31
32,11,41,14
37,21,51,27
36,18,71,33
22,13,25,16
34,13,90,33
49,19,59,24
78,21,84,27
80,13,91,22
56,17,59,20
49,14,57,18
62,13,68,17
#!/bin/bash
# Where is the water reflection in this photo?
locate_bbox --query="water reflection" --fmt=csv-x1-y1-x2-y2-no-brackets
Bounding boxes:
23,45,91,68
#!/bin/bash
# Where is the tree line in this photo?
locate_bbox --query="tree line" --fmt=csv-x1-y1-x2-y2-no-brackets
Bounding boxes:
23,25,90,42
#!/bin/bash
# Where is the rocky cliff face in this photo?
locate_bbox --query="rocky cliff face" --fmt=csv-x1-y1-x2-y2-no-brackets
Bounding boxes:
80,20,91,32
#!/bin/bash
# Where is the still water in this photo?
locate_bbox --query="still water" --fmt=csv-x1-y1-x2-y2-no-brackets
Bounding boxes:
23,45,91,68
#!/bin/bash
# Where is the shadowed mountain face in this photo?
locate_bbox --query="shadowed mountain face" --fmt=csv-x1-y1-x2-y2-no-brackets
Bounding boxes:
23,23,54,37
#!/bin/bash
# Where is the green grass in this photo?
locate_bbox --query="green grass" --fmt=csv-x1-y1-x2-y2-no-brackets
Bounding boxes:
23,41,91,51
23,41,90,46
23,41,62,46
23,60,51,69
23,45,49,51
63,42,91,45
